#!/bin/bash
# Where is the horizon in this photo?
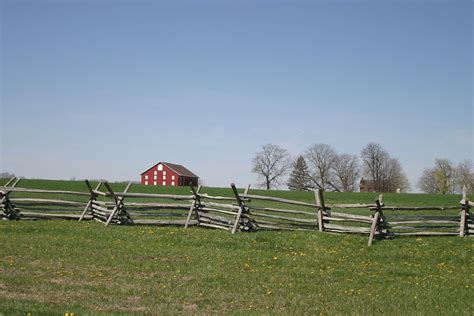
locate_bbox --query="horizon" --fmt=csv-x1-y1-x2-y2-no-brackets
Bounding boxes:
1,0,472,191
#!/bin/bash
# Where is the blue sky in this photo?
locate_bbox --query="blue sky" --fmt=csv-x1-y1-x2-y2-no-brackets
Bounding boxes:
1,0,472,189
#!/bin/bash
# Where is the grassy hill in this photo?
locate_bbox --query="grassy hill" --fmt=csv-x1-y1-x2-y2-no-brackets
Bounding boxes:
0,178,472,314
1,177,465,206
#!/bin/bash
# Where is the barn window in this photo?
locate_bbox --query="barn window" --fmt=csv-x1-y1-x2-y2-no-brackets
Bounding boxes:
145,181,148,185
154,171,157,175
145,175,148,180
172,181,175,186
154,181,157,186
172,175,175,180
157,164,163,171
163,175,166,180
163,171,166,175
154,175,157,180
162,181,166,186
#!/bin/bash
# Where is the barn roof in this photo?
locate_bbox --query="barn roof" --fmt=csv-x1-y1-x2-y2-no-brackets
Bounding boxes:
162,162,199,178
360,178,375,185
141,162,199,178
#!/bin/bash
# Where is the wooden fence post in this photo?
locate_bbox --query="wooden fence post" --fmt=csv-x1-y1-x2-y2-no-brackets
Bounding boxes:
230,183,257,233
0,177,22,220
3,177,17,187
1,177,21,205
368,198,383,247
315,190,323,232
378,194,384,206
79,180,102,221
244,184,251,195
230,183,244,234
185,185,202,229
316,189,327,232
459,187,469,237
105,181,133,226
119,181,134,224
459,200,468,237
378,194,388,235
368,212,380,247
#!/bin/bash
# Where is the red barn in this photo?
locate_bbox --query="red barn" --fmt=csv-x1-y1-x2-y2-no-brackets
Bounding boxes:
140,162,199,187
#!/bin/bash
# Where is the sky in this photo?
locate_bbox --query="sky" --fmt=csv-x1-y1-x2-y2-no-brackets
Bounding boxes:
0,0,472,190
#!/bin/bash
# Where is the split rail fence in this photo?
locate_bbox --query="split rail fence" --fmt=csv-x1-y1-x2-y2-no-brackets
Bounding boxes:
1,177,472,246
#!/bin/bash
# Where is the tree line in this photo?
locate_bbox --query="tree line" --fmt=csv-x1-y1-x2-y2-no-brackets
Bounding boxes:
251,143,473,194
251,142,409,192
0,172,15,179
418,159,473,194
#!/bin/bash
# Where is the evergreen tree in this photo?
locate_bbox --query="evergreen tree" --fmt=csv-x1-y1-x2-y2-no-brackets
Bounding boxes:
287,156,312,191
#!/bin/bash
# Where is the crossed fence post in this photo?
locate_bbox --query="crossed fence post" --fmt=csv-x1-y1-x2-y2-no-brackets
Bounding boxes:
230,183,259,233
459,187,470,237
185,185,202,229
1,177,22,220
315,189,328,232
368,194,385,247
104,181,133,226
79,180,102,221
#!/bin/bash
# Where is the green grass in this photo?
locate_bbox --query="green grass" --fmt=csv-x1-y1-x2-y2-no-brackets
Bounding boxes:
0,221,472,315
1,178,472,314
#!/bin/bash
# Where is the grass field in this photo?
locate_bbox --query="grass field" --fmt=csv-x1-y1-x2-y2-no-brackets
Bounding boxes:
1,178,473,315
1,178,465,206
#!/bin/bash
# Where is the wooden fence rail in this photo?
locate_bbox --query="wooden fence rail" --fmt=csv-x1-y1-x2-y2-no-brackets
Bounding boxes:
1,177,89,220
1,178,471,246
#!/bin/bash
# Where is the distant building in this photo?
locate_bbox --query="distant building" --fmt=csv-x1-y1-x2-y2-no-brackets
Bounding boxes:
359,178,376,192
141,162,199,187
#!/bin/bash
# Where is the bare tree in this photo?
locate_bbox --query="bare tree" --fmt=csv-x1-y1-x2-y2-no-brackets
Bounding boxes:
252,144,291,189
360,143,409,192
360,143,387,191
418,159,457,194
385,157,410,192
418,168,438,194
332,154,360,192
304,144,337,191
457,159,473,194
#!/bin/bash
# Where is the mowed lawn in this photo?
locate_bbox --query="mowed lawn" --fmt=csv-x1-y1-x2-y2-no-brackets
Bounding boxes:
1,179,473,314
